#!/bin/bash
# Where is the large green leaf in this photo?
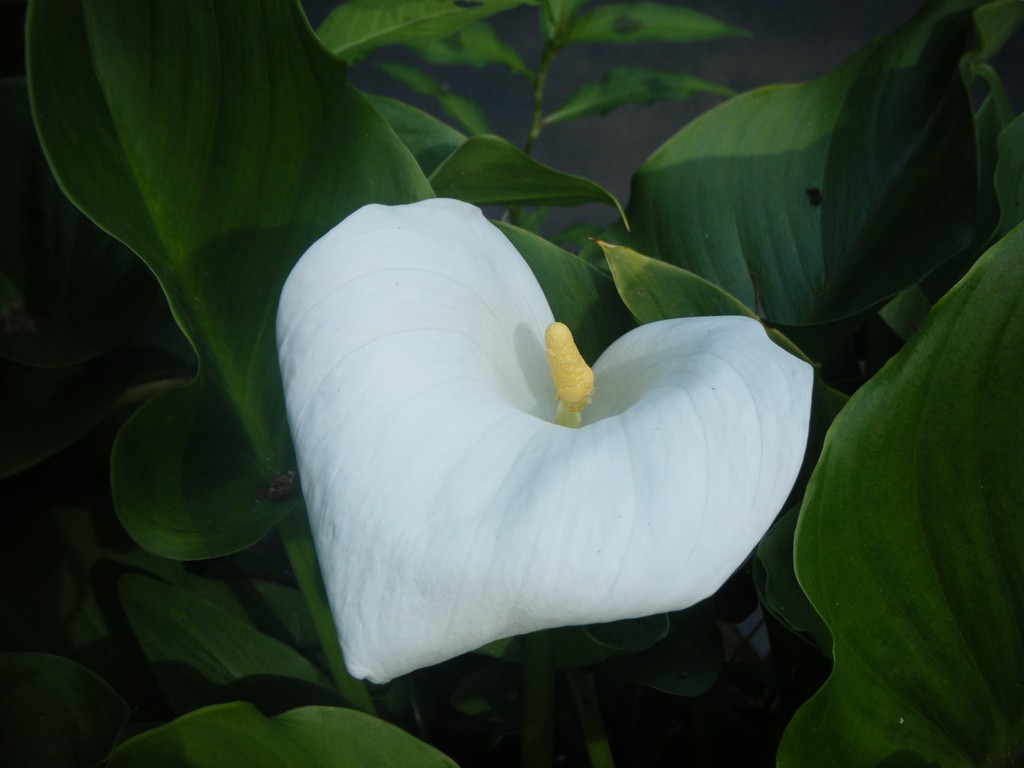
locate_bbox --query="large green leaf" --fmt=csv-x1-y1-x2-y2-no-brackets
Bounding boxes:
317,0,531,62
564,2,746,45
28,0,431,558
431,135,626,220
106,701,458,767
779,222,1024,765
0,653,129,768
545,66,732,125
613,0,989,330
119,574,346,715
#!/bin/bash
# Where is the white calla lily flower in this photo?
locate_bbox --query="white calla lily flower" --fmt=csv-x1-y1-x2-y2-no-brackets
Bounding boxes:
277,198,813,684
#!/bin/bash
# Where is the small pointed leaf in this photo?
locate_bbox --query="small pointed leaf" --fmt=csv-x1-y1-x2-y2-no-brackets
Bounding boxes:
545,67,732,125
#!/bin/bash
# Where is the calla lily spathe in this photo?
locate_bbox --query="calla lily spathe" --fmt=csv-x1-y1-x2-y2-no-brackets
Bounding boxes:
277,198,813,683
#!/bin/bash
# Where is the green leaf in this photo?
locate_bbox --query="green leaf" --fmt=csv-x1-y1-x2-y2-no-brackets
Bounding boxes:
0,78,184,475
182,574,320,656
583,614,669,652
539,0,589,40
28,0,431,558
449,662,520,721
877,287,931,341
545,67,732,124
431,135,627,221
412,21,532,77
119,574,346,715
600,603,723,696
367,94,467,176
611,0,985,331
994,113,1024,237
0,347,185,479
956,0,1024,252
751,506,830,655
495,223,634,363
564,2,746,45
0,653,129,768
0,498,182,711
600,241,756,322
376,61,490,134
779,222,1024,765
0,78,162,369
106,701,458,767
317,0,531,62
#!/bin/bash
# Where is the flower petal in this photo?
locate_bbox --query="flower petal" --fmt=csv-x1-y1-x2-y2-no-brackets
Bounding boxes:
278,199,813,683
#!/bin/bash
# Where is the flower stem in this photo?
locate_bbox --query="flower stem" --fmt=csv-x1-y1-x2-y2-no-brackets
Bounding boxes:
521,630,557,768
277,508,376,714
566,669,616,768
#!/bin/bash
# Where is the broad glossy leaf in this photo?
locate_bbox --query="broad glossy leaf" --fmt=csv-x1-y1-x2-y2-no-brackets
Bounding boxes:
106,702,458,767
0,653,129,768
368,94,467,175
600,241,755,322
318,0,530,62
564,2,746,45
779,222,1024,765
612,0,987,330
430,135,626,220
119,574,345,715
28,0,431,558
545,67,732,125
496,224,633,363
412,21,531,77
376,61,490,134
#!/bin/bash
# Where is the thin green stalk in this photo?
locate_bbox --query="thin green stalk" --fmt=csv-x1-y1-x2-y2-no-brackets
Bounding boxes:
510,39,559,230
523,38,557,158
566,669,615,768
277,508,376,714
521,630,557,768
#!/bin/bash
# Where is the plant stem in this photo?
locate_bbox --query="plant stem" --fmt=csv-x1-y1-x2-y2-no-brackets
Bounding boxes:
566,669,616,768
277,508,376,714
521,630,557,768
524,39,557,158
